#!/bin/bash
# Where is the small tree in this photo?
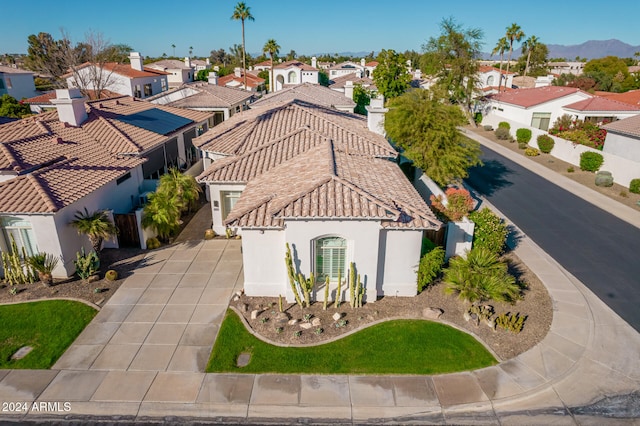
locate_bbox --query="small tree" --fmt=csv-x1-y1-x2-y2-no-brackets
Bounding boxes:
157,168,202,213
141,191,182,242
70,208,118,254
469,208,509,255
352,84,372,115
372,49,411,99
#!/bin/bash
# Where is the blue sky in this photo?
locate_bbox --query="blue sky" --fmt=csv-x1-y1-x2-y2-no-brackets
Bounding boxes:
3,0,640,58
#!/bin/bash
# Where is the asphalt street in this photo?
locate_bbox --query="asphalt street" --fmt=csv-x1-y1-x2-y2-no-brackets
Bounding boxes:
466,145,640,333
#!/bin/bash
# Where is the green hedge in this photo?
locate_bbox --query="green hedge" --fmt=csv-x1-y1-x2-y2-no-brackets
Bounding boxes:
580,151,604,172
498,121,511,130
516,128,532,143
629,179,640,194
537,134,555,153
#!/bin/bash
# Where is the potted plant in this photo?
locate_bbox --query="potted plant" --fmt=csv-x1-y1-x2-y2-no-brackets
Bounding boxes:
27,253,59,287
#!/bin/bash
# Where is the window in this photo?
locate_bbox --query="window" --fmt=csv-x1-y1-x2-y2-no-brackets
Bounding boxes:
144,83,152,97
315,237,347,283
287,71,297,84
220,191,242,220
531,112,551,131
1,217,37,257
5,78,12,89
134,84,142,98
161,79,167,91
486,75,495,86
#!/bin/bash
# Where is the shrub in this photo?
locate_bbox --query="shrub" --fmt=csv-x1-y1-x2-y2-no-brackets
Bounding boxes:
495,127,511,140
146,237,161,249
417,246,446,292
496,312,526,333
567,166,575,173
430,188,475,222
524,147,540,156
105,270,118,281
629,179,640,194
515,128,532,143
483,125,493,131
74,248,100,281
580,151,604,172
27,252,59,286
518,142,528,149
551,114,573,132
469,208,508,255
537,134,555,153
474,113,482,124
443,247,520,303
498,121,510,130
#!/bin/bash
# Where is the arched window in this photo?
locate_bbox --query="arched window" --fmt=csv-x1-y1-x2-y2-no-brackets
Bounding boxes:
287,71,297,84
487,75,495,86
1,216,37,257
315,236,346,282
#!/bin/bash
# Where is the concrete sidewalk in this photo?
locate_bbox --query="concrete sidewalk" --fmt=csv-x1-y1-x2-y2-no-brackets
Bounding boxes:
1,137,640,423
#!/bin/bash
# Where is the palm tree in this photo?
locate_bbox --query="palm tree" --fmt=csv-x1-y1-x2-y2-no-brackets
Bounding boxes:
263,39,280,93
157,168,202,213
443,247,520,304
231,2,255,91
521,35,539,77
70,208,118,254
141,191,182,242
171,44,176,57
505,23,525,91
492,37,510,91
189,46,193,58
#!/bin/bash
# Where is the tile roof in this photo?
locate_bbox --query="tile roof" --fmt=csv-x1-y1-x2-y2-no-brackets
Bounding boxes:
365,61,379,67
0,96,211,213
273,60,317,71
151,82,253,109
252,83,356,109
194,99,391,158
563,96,640,112
328,73,377,90
0,65,34,75
478,65,516,75
22,89,121,104
596,90,640,107
65,63,169,79
147,59,193,70
217,72,264,89
223,141,440,230
487,86,584,108
327,61,362,71
603,114,640,138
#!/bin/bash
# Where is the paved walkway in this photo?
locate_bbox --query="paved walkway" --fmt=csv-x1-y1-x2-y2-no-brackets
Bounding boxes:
1,137,640,423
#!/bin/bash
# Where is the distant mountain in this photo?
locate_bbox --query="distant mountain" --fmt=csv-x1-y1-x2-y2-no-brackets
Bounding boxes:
482,39,640,61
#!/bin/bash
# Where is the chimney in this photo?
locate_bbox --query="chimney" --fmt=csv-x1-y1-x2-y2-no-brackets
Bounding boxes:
184,56,191,68
208,72,219,85
355,69,362,78
344,81,354,100
311,56,317,69
206,58,210,66
360,58,365,67
234,67,241,78
51,88,87,127
365,97,388,136
129,52,144,71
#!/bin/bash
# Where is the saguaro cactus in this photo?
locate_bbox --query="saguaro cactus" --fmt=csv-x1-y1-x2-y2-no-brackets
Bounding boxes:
323,276,330,310
285,243,303,307
334,268,342,308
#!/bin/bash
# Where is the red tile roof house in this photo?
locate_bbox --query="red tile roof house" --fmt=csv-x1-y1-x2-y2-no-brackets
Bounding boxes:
0,89,211,278
477,65,516,95
64,52,170,100
193,97,441,302
216,68,265,93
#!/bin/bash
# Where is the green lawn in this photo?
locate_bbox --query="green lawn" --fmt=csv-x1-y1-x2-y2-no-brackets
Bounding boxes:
0,300,97,369
207,310,497,374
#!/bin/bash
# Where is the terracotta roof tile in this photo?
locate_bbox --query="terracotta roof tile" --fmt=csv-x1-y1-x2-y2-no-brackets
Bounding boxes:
217,72,264,89
152,82,253,108
563,96,640,112
253,83,356,108
597,89,640,107
478,65,516,75
328,73,377,90
487,86,585,108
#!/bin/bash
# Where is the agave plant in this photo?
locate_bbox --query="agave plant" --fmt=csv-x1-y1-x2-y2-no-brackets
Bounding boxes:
27,252,59,287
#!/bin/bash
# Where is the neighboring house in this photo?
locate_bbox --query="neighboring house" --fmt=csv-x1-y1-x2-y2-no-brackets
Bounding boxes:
602,114,640,162
272,60,319,92
65,52,169,99
251,60,271,72
482,86,592,131
328,73,377,100
0,88,212,278
194,98,441,301
147,79,253,126
477,65,515,94
147,58,196,88
23,89,121,114
561,96,640,124
252,83,355,112
0,65,37,100
548,61,585,76
217,68,265,93
327,60,365,78
191,58,211,72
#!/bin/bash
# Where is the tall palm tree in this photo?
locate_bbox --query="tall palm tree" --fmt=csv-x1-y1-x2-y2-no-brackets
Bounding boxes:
263,38,280,93
70,208,118,255
231,2,255,91
189,46,193,58
521,35,539,77
171,44,176,57
492,37,510,91
505,23,525,91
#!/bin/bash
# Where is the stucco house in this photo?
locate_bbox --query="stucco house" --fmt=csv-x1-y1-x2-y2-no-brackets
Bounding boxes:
328,73,377,100
216,68,265,93
272,60,319,92
0,89,211,278
65,52,169,100
193,98,441,302
147,79,253,126
561,96,640,124
0,65,37,100
252,83,355,112
477,65,515,94
146,58,196,88
602,114,640,162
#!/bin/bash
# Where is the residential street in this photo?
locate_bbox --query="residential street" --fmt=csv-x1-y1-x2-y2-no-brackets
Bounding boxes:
466,143,640,333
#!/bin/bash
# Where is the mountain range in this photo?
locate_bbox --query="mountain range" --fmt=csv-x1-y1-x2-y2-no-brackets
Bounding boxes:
486,39,640,61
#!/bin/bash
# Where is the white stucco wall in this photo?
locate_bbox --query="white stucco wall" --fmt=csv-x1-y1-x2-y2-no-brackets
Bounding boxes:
378,229,423,297
241,229,287,297
1,72,37,99
66,68,167,99
603,132,640,163
208,183,247,235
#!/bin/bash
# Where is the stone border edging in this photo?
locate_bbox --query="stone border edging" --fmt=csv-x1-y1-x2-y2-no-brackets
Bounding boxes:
0,296,101,311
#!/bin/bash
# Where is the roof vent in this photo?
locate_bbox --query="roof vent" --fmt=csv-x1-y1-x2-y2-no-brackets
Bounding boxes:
115,100,120,105
56,137,63,144
99,103,104,108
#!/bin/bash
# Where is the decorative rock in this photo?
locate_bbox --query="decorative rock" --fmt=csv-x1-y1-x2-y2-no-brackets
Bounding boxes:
422,307,444,319
87,274,100,283
274,312,289,324
250,310,260,320
595,171,614,187
236,352,251,367
311,317,322,327
239,303,248,313
232,295,240,302
332,312,342,321
288,319,298,326
95,298,105,306
299,322,313,330
463,311,471,322
11,346,33,360
235,290,243,297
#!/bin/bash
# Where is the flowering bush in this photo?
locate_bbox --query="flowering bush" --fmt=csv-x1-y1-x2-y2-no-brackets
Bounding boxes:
430,188,475,221
550,116,606,150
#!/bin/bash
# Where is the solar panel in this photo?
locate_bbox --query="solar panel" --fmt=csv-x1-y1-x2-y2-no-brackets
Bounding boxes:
117,108,193,135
